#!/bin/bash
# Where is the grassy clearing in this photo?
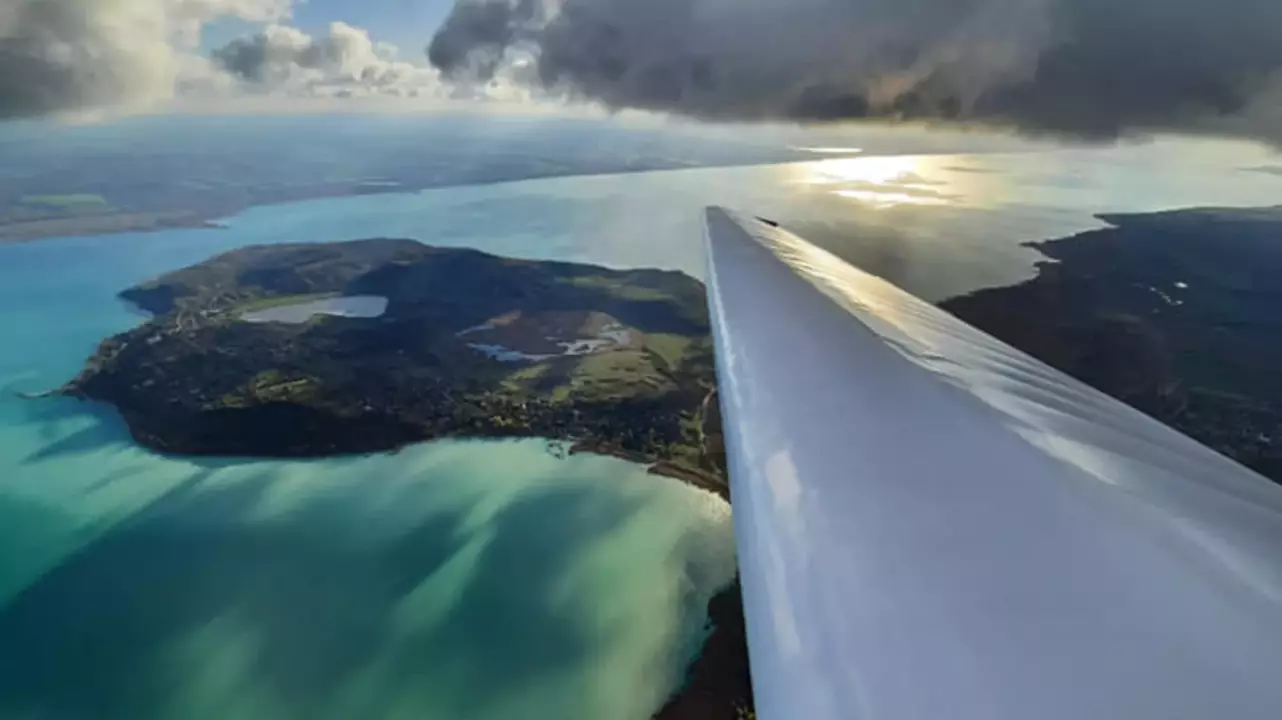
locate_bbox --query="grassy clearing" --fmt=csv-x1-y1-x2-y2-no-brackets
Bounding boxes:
569,350,671,401
680,413,702,443
562,276,672,302
252,378,316,403
21,194,109,208
500,363,552,393
246,369,320,403
507,364,551,383
213,370,318,408
233,292,340,313
644,333,693,370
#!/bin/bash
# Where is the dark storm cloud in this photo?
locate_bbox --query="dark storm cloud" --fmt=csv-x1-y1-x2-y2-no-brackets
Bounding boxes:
427,0,1282,142
0,0,158,118
427,0,544,78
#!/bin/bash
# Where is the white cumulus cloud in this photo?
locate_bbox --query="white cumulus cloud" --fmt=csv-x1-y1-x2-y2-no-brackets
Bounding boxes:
210,21,446,99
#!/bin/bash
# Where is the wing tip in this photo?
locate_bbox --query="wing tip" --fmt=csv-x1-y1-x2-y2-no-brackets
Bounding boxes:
705,206,780,230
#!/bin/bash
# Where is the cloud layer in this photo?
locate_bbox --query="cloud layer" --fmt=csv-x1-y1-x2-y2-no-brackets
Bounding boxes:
0,0,453,117
0,0,290,118
428,0,1282,142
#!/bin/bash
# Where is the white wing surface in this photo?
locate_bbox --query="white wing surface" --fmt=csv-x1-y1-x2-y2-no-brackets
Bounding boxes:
705,207,1282,720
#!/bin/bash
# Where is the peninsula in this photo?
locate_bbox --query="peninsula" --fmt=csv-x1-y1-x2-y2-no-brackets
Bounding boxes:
54,237,752,720
59,238,727,495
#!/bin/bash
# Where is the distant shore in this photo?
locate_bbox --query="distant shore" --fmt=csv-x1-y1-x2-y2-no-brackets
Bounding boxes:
0,156,818,245
0,213,225,244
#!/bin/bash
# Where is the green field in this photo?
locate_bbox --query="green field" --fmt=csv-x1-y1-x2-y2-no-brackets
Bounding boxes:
20,194,110,208
569,351,673,401
233,292,341,313
644,333,695,370
562,276,673,302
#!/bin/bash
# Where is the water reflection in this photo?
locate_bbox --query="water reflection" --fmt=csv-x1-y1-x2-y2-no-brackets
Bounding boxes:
794,155,962,209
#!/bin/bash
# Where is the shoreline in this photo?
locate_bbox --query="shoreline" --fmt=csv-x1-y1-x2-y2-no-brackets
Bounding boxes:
0,215,226,245
0,155,829,246
60,389,732,500
25,384,727,499
941,205,1282,485
567,437,729,501
653,581,753,720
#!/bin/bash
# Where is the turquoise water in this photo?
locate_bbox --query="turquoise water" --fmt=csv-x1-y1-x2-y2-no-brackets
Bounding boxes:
0,181,737,720
1,138,1279,718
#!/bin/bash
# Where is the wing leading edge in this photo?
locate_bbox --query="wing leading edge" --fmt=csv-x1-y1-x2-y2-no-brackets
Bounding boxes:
705,207,1282,720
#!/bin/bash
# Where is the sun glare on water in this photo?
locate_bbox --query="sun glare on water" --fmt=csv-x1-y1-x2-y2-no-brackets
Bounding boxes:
797,155,957,209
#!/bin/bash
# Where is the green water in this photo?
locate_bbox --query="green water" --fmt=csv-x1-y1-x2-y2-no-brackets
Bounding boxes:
0,423,733,719
0,185,735,720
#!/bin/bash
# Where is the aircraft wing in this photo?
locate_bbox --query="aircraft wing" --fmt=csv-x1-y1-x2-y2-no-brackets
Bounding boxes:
704,207,1282,720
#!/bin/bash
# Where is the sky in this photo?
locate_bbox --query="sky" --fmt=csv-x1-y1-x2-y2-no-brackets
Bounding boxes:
1,0,1281,149
192,0,461,107
281,0,453,55
200,0,451,52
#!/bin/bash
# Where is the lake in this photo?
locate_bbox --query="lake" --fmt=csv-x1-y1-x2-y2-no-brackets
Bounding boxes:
241,295,390,324
1,136,1279,719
